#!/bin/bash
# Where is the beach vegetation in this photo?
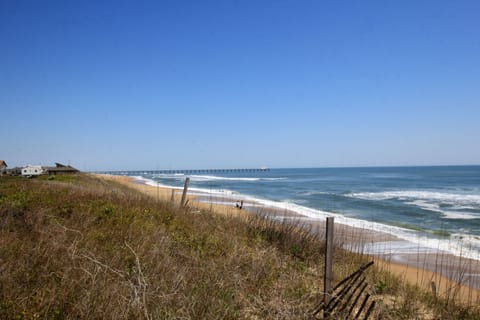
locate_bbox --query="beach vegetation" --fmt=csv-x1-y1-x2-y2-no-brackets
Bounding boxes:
0,174,479,319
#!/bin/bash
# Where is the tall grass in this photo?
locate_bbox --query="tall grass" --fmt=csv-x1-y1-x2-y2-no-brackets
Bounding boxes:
0,175,325,318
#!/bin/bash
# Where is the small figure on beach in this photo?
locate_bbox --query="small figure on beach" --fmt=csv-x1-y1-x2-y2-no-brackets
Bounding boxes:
235,200,244,210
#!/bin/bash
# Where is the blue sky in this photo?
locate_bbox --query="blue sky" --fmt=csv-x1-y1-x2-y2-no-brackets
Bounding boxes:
1,1,479,171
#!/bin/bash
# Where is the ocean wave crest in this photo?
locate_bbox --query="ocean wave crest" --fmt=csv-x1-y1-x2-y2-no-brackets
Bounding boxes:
349,191,480,206
348,190,480,204
189,175,260,181
348,190,480,220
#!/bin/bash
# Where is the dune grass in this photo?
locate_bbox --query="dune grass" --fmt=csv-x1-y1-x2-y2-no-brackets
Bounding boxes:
1,174,479,319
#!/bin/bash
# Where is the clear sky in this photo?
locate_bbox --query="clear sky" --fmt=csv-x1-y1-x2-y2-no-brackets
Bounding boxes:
1,1,479,171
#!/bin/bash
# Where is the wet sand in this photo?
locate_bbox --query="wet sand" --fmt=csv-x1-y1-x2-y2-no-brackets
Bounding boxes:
95,173,480,303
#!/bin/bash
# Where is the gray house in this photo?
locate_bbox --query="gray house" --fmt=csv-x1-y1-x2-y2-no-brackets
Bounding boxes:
44,163,79,175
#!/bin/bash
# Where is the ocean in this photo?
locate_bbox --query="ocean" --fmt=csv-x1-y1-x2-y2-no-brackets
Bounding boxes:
117,166,480,261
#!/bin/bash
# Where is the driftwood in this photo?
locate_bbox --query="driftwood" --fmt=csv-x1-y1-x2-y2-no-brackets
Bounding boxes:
313,261,376,319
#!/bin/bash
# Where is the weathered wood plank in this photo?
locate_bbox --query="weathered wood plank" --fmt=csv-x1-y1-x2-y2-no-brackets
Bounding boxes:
313,261,375,318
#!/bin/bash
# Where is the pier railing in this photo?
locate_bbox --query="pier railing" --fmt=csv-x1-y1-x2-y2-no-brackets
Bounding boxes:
99,168,270,175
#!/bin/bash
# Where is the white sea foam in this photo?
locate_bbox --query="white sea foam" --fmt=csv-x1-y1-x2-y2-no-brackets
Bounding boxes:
300,191,335,196
405,200,480,220
349,190,480,220
188,187,238,196
131,176,172,188
284,198,309,205
151,173,190,179
345,241,439,255
152,173,185,179
441,211,479,220
453,205,478,210
349,190,480,205
188,175,260,182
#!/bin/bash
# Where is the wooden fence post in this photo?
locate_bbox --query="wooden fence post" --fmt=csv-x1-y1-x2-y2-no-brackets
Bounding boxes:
181,177,190,207
430,281,437,298
324,217,334,311
171,189,175,203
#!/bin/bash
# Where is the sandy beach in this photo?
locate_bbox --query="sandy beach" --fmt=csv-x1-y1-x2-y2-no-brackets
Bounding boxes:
95,173,480,303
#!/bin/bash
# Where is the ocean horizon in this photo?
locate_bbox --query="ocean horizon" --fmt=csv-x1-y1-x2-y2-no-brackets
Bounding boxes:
108,165,480,261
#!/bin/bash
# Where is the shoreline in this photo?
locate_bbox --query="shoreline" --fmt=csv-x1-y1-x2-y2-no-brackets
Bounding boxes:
95,173,480,302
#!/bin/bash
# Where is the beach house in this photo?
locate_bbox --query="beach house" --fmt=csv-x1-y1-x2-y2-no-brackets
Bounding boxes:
44,163,79,175
0,160,7,176
21,165,44,176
